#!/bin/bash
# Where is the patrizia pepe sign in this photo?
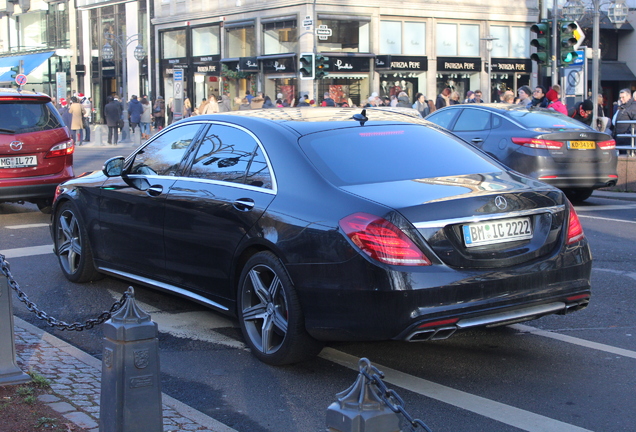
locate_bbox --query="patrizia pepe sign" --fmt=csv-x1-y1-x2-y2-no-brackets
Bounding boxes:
375,56,428,71
437,57,482,72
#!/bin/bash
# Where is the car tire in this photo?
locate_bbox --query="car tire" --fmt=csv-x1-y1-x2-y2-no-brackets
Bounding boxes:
53,201,103,283
237,251,323,365
564,188,594,203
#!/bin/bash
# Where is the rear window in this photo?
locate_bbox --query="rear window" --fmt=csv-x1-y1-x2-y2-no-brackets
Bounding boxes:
507,109,587,130
299,124,503,186
0,101,64,134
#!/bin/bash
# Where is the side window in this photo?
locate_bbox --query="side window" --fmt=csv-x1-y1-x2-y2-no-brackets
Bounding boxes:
189,124,270,187
427,109,459,130
453,109,491,131
129,124,202,176
492,115,502,129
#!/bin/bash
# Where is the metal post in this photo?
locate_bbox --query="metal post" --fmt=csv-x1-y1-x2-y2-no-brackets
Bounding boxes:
326,360,400,432
591,0,600,131
0,269,30,386
99,287,162,432
552,0,558,86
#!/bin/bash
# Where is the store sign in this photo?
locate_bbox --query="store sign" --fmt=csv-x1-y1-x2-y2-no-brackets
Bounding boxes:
490,58,531,72
375,55,428,71
263,57,295,73
162,58,188,75
327,56,371,73
239,56,259,71
437,57,482,72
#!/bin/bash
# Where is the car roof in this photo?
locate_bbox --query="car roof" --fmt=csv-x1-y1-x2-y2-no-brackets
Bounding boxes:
434,103,550,114
194,107,430,135
0,88,52,101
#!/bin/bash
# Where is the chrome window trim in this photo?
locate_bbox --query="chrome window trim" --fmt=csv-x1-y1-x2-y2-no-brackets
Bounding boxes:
125,120,278,194
413,205,565,229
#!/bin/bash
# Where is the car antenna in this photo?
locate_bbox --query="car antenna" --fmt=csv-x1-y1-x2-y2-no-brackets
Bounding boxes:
352,109,368,126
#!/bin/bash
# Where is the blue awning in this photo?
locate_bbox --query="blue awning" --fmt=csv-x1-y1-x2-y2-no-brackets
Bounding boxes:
0,51,55,82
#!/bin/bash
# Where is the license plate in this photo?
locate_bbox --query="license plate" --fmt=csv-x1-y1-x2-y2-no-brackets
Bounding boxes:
0,155,37,168
568,140,596,150
463,217,533,248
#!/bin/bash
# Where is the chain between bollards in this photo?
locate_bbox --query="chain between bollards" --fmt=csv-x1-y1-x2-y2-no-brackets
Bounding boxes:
0,253,129,331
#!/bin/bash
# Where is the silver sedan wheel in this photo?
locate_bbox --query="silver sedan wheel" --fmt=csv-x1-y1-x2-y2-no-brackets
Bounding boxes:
240,264,289,355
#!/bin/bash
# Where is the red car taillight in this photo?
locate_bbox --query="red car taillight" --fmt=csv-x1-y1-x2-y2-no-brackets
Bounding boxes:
566,201,585,245
511,137,563,150
339,213,431,266
45,140,75,158
597,139,616,150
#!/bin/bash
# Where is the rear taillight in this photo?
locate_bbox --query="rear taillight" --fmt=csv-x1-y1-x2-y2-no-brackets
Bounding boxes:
45,140,74,158
597,139,616,150
566,201,585,245
512,137,563,150
339,213,431,266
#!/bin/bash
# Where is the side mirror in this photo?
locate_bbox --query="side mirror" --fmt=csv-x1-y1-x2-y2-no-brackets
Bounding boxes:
102,157,125,177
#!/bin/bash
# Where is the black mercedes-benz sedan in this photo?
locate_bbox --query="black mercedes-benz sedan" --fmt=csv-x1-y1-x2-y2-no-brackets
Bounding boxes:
51,108,592,365
425,104,618,202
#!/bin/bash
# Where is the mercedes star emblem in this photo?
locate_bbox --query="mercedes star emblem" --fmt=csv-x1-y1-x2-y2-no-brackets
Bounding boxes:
495,196,508,210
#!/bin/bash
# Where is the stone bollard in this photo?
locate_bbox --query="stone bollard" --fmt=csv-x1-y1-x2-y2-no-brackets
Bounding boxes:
100,287,162,432
326,358,400,432
0,272,30,386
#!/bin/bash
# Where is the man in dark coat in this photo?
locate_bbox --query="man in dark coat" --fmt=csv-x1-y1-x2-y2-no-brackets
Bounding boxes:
614,88,636,148
569,99,594,127
104,97,123,145
128,95,143,134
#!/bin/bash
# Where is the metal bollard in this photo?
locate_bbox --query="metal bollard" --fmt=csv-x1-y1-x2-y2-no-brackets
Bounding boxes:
99,287,162,432
326,358,400,432
0,271,30,386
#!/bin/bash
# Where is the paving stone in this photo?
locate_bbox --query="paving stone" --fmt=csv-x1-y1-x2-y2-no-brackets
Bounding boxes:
47,401,76,413
37,394,60,403
63,411,99,429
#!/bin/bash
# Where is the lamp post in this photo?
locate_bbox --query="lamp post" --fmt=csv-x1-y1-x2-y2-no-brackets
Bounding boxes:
481,35,498,103
563,0,628,129
101,33,147,144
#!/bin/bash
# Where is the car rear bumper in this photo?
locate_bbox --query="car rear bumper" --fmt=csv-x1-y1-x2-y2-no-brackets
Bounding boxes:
0,182,63,202
291,241,592,342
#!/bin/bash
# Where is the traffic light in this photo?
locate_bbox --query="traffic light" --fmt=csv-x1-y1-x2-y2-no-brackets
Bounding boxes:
559,21,579,65
299,53,314,80
9,65,19,79
315,54,329,79
530,21,551,65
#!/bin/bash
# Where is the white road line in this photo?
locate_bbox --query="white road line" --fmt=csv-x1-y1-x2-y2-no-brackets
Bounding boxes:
511,324,636,359
576,204,636,211
594,267,636,281
5,223,50,229
579,214,636,224
0,244,53,258
320,348,593,432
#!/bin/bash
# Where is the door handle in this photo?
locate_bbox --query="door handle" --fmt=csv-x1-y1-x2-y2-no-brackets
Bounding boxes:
471,138,484,143
233,198,255,211
147,185,163,197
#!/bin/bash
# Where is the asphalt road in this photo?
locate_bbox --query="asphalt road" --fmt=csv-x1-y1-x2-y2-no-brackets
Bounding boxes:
2,145,635,432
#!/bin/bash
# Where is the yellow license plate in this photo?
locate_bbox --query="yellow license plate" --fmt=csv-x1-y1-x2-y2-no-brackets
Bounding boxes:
569,140,595,149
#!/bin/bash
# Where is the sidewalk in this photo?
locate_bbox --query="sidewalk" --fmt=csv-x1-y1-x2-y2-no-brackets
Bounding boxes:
13,317,237,432
78,124,153,149
593,189,636,202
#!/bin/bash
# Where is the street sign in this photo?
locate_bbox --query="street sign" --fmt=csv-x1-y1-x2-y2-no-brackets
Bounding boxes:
571,50,585,66
15,73,27,86
173,68,183,100
303,19,313,27
316,25,332,40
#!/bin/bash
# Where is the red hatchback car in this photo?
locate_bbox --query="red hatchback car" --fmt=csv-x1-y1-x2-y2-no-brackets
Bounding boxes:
0,89,74,213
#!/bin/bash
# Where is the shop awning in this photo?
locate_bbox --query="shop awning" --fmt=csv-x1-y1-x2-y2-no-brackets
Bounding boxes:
0,51,55,82
587,61,636,82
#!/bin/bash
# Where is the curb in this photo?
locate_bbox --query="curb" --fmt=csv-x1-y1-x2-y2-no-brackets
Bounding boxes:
13,316,238,432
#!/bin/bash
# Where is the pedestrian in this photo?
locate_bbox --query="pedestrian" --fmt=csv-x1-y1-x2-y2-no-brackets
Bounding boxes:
202,95,219,114
516,86,533,107
569,99,595,127
413,93,429,117
245,90,254,103
69,96,85,146
321,92,336,107
276,93,289,107
546,88,567,115
239,97,252,110
104,96,123,145
396,91,410,108
450,91,461,105
502,91,515,104
250,92,265,109
530,86,549,108
153,96,165,130
140,97,152,140
195,98,208,116
464,90,475,103
59,98,72,128
262,95,275,108
436,88,451,109
218,93,231,112
298,95,310,107
614,88,636,149
128,95,143,134
468,90,483,103
81,96,92,142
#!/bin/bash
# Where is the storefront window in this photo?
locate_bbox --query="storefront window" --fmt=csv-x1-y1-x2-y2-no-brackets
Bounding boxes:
317,19,369,53
380,21,401,54
19,11,46,50
162,29,187,59
436,23,480,57
404,22,425,55
490,26,510,58
45,2,70,49
226,25,255,58
263,20,297,55
193,25,220,56
511,27,530,58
